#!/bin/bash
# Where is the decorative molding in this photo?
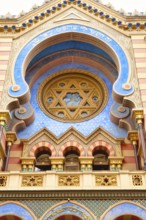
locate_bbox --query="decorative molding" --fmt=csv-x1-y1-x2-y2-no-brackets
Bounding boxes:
95,175,117,186
21,175,43,187
0,0,146,35
1,190,146,199
0,175,7,187
58,175,80,186
132,175,143,186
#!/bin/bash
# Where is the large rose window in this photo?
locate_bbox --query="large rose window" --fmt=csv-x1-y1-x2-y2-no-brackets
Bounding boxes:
37,71,108,122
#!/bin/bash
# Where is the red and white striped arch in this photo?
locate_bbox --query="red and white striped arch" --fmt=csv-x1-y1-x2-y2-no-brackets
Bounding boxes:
29,141,57,157
59,141,85,156
88,141,115,156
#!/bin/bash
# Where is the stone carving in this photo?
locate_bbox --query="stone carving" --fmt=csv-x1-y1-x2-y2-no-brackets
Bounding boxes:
0,175,7,187
132,175,143,186
38,71,108,122
96,175,117,186
21,175,43,187
58,175,80,186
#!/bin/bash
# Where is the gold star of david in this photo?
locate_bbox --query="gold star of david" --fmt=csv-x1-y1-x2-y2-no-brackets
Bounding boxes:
37,71,108,122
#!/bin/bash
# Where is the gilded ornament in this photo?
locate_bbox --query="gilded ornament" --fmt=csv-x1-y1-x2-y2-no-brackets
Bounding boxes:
38,71,108,122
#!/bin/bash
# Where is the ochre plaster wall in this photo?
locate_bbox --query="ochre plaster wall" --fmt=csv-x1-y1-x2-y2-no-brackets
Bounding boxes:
0,38,13,102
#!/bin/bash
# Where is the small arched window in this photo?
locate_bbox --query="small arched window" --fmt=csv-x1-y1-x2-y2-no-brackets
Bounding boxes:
35,149,51,171
64,149,80,171
93,149,109,170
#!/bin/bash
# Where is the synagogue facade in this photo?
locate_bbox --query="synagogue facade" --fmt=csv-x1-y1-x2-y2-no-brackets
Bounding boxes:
0,0,146,219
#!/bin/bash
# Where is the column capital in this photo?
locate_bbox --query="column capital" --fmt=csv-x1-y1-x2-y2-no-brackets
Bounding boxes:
108,156,124,171
127,130,138,142
108,156,124,164
21,157,36,164
0,111,11,127
79,157,94,164
6,132,17,144
50,157,64,164
21,157,36,171
132,108,144,124
50,157,64,171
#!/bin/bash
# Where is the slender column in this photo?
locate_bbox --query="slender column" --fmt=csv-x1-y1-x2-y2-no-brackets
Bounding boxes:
127,131,139,170
5,132,17,171
5,142,12,171
132,109,146,170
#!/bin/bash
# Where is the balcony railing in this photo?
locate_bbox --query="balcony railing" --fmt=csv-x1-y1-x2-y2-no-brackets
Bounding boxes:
0,170,145,190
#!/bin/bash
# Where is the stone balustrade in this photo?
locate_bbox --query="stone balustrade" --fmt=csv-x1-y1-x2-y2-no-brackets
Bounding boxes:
0,171,145,190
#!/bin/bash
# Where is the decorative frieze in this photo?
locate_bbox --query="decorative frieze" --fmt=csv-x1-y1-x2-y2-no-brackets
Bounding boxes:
132,175,143,186
0,175,7,187
21,175,43,187
58,175,80,186
95,175,117,186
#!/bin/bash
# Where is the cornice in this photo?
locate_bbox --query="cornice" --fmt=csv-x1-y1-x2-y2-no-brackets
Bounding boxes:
0,190,146,200
0,0,146,36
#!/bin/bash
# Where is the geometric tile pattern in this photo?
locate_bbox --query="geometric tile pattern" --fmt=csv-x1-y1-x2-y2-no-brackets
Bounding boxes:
1,199,145,219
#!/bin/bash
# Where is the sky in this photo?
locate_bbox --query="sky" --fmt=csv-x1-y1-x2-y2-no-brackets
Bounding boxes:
0,0,146,15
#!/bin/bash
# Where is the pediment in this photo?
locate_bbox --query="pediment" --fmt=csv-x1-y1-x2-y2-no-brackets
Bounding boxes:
54,8,90,23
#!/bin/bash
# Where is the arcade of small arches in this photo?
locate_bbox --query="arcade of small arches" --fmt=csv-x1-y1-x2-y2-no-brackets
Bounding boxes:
0,201,145,220
26,140,116,172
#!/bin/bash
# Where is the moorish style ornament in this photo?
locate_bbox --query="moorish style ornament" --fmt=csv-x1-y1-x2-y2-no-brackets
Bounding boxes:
38,71,108,122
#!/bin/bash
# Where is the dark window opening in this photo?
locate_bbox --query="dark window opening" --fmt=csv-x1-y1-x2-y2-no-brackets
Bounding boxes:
93,149,109,171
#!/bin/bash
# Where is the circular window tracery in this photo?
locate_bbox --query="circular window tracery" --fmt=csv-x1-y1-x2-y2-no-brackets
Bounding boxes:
37,71,108,122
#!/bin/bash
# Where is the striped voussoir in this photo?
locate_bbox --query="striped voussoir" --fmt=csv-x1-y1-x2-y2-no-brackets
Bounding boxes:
58,141,85,156
29,141,57,157
88,141,115,156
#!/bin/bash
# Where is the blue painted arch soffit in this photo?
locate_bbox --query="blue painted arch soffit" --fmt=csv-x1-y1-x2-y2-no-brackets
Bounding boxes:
26,49,118,84
27,40,115,69
0,202,35,220
101,202,146,220
9,24,134,98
